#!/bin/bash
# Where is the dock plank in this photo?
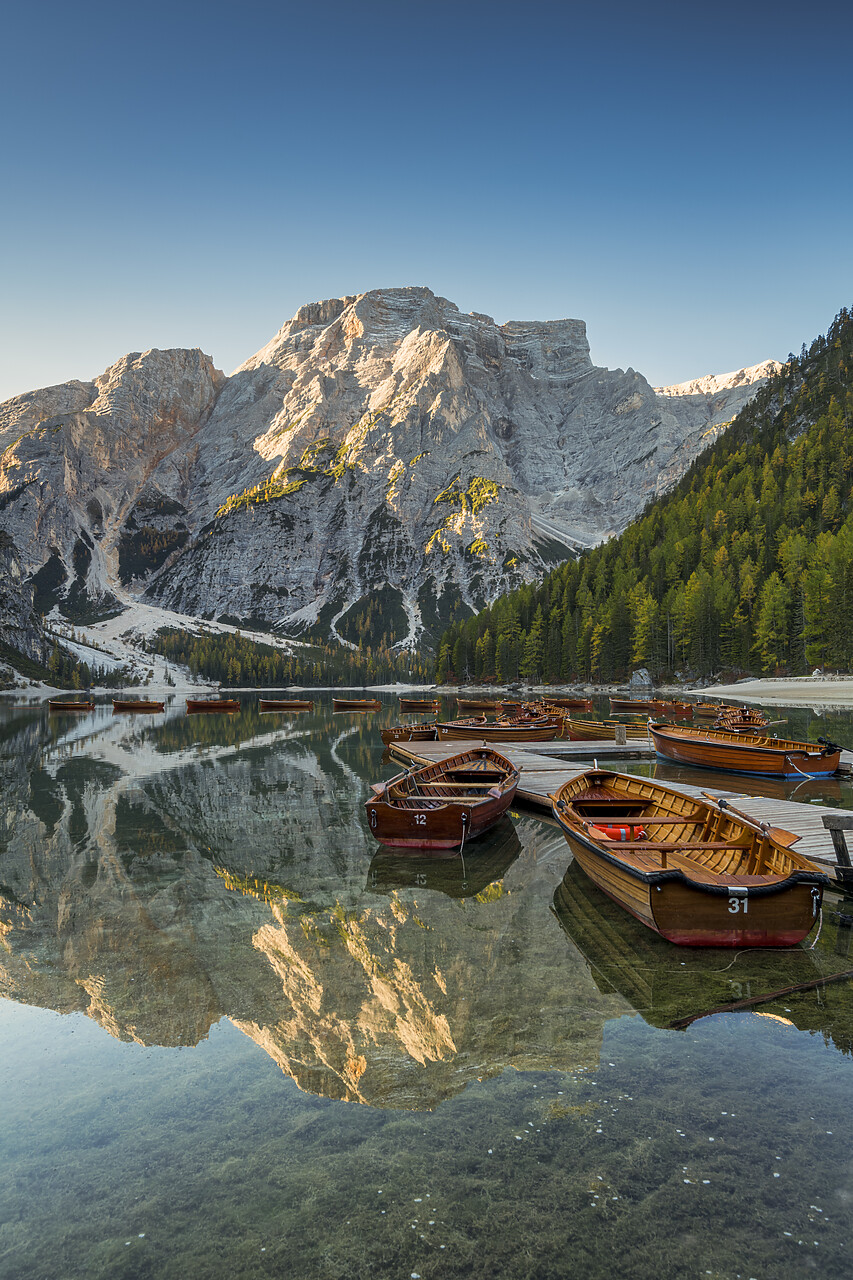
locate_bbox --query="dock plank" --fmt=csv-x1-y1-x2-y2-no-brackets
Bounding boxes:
387,737,853,870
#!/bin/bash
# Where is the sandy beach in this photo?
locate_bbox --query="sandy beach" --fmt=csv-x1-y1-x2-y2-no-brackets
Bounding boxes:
691,676,853,707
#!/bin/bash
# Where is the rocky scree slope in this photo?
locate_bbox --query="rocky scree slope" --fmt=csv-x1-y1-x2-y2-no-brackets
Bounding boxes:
0,288,778,649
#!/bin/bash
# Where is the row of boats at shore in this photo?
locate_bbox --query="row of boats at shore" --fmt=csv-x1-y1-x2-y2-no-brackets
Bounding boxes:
46,692,845,782
365,697,846,951
380,698,844,780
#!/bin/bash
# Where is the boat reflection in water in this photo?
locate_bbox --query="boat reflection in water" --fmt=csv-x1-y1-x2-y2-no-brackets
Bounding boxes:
652,758,843,805
552,859,853,1050
366,817,522,899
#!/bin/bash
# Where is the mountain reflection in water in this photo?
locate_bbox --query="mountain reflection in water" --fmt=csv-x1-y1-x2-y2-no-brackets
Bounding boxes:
0,704,629,1109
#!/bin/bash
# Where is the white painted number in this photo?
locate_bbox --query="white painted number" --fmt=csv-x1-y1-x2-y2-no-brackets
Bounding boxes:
414,814,426,825
728,896,749,914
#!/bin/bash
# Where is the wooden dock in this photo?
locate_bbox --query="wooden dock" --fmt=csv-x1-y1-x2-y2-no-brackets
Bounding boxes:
387,737,853,871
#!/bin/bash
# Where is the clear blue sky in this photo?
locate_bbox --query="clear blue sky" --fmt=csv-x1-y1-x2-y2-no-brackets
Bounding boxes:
1,0,851,401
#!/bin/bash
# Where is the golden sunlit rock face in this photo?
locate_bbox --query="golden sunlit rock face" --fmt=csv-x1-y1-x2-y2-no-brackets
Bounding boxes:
0,709,630,1108
0,288,776,644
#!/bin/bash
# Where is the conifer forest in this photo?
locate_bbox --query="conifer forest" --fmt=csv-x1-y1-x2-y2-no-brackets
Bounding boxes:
436,307,853,685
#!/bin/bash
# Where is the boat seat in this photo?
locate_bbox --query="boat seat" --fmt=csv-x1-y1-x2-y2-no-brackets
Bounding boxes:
392,797,446,810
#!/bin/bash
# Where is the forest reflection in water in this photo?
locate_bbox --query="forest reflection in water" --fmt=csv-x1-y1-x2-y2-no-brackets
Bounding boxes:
1,695,853,1279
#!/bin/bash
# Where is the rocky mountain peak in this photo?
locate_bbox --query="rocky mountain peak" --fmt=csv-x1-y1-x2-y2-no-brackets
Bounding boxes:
655,359,785,398
0,289,779,650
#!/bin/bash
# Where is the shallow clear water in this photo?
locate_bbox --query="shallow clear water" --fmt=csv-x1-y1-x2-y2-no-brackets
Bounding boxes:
2,693,853,1278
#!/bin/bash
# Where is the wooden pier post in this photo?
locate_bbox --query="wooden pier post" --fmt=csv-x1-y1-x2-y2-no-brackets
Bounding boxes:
821,814,853,890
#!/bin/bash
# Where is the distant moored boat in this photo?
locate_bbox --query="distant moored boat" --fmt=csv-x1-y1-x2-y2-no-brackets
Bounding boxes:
258,698,313,711
186,698,240,713
456,697,501,712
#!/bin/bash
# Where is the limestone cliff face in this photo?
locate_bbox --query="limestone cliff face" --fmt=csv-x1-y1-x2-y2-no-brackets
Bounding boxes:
0,348,224,619
0,289,776,645
0,533,46,674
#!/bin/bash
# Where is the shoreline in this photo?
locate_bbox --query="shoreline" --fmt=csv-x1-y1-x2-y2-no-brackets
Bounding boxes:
6,675,853,710
687,677,853,707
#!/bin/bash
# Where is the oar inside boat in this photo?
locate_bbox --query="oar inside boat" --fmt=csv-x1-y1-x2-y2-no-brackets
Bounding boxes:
700,791,801,848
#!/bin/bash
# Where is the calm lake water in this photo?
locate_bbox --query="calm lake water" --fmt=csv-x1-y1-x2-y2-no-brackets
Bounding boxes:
2,693,853,1279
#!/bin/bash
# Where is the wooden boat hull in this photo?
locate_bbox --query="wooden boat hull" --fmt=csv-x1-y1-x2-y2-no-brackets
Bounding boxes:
649,723,840,778
550,769,828,946
366,747,519,849
563,831,821,945
714,713,769,733
399,698,441,712
258,699,313,710
332,698,382,711
112,700,165,712
437,720,557,742
186,699,240,712
562,717,650,741
548,697,593,711
380,724,438,745
456,698,501,712
610,698,655,713
691,703,725,719
48,700,94,712
650,701,694,718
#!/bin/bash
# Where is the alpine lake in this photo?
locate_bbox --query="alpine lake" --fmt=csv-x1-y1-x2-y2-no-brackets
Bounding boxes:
3,693,853,1280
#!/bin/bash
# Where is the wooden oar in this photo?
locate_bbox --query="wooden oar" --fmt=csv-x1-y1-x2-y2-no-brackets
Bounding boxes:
701,791,801,846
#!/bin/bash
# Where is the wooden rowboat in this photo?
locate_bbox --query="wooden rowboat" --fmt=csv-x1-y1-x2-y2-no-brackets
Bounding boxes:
366,747,519,849
380,723,439,745
562,717,650,741
112,699,165,712
258,698,313,711
610,697,656,712
48,698,94,712
436,718,558,743
456,697,501,712
713,706,769,733
399,697,441,712
333,697,382,711
501,709,559,726
691,702,725,719
650,700,694,718
550,768,829,946
547,697,593,711
649,722,841,778
186,698,240,713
